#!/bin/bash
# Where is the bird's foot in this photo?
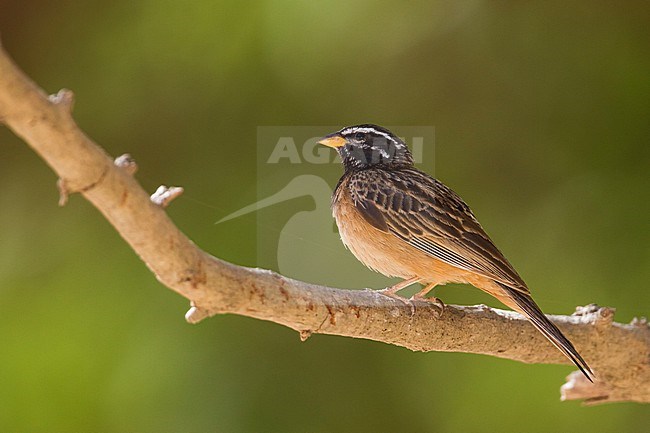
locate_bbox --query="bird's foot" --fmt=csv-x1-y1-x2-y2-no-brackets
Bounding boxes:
377,287,415,316
377,286,403,297
409,294,445,317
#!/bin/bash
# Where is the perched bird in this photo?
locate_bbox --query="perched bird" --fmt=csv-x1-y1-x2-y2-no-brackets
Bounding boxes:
319,124,593,381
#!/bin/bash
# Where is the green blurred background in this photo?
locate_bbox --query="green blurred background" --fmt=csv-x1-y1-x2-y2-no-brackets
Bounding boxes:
1,1,648,432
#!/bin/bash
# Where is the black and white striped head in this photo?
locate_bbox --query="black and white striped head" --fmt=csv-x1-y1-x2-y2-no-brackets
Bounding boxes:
318,124,414,171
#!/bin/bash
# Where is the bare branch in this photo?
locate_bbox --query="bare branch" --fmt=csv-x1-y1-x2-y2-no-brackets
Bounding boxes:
0,42,647,405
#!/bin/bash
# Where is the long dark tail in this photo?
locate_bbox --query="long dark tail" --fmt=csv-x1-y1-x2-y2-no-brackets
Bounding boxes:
496,282,594,382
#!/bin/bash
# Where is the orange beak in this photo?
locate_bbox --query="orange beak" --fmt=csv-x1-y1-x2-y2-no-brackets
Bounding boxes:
318,134,346,148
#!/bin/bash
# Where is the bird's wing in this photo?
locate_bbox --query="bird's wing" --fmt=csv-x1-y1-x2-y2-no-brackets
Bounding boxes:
347,168,529,292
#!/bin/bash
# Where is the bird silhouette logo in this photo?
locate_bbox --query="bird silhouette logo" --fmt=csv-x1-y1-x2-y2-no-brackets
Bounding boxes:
217,174,380,287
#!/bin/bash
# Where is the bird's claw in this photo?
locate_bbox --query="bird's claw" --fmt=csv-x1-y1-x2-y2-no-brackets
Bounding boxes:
409,295,445,317
377,288,416,316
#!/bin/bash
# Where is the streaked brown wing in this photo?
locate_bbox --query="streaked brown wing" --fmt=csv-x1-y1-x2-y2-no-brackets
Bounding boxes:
346,168,529,292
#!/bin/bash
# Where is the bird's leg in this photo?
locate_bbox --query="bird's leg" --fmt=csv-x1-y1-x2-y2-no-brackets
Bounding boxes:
376,277,421,315
378,277,421,297
411,282,445,313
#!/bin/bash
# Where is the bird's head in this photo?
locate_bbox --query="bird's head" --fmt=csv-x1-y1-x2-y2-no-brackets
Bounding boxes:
318,124,414,171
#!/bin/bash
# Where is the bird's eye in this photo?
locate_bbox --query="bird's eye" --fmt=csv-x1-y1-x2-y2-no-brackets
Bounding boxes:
354,132,366,141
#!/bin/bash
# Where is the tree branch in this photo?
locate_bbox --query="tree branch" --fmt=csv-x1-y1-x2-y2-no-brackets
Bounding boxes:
0,41,647,405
